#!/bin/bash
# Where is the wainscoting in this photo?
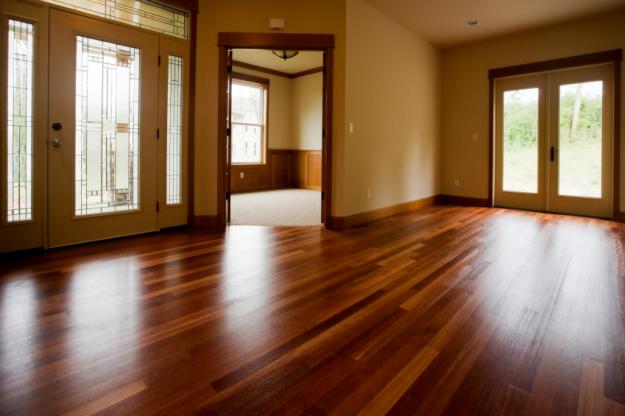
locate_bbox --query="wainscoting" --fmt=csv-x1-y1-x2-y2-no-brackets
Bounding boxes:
231,149,322,193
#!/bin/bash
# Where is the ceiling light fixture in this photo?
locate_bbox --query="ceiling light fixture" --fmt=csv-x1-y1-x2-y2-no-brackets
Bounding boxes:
466,19,479,26
272,50,299,61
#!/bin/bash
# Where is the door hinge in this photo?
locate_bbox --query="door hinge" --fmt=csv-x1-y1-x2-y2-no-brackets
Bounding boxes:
158,55,161,66
321,192,325,200
227,64,232,74
156,201,160,212
157,128,160,139
550,146,555,162
226,127,231,137
225,192,231,200
322,128,326,138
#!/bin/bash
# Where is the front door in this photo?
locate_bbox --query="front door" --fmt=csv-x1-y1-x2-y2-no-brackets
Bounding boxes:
48,9,159,247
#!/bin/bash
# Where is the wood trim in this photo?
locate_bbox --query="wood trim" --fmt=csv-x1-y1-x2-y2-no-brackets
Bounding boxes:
291,67,324,79
488,49,623,220
191,215,220,228
187,10,197,224
231,149,321,193
218,33,334,50
489,49,623,79
233,60,291,78
217,46,228,229
157,0,198,13
614,59,622,220
488,76,494,206
328,196,436,230
217,32,334,227
435,195,492,207
233,61,324,79
292,150,322,190
232,71,270,85
323,50,333,225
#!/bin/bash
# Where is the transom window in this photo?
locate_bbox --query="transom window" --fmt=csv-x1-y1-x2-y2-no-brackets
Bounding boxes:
42,0,189,39
231,76,268,165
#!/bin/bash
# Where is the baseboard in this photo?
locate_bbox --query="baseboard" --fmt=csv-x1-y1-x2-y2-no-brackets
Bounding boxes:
435,194,491,207
613,211,625,222
328,196,436,230
232,186,287,195
191,215,221,229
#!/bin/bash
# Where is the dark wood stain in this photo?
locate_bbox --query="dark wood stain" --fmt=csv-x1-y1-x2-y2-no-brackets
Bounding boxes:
1,205,625,415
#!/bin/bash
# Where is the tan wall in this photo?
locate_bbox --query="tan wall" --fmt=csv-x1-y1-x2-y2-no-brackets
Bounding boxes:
442,11,625,210
194,0,346,216
344,0,442,216
232,64,293,149
292,72,323,150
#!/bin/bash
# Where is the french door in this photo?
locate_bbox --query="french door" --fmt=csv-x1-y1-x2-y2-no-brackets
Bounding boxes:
495,63,614,218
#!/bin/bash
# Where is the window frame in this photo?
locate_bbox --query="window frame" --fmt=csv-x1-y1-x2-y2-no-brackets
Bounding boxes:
231,72,269,166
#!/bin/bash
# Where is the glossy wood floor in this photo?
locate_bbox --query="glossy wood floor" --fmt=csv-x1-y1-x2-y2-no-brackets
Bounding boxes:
2,205,625,415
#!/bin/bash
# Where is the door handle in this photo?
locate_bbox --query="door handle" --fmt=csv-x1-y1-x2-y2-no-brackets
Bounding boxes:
51,138,63,148
550,146,555,162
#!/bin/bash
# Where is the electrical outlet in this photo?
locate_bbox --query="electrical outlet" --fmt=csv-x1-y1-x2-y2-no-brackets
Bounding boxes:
453,179,460,187
367,187,372,199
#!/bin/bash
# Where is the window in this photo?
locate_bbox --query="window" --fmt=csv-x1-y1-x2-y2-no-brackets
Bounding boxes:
41,0,188,39
231,76,268,165
166,55,183,205
6,20,34,223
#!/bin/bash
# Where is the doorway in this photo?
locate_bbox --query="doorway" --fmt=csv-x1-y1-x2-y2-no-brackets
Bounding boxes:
218,33,334,228
228,49,324,226
494,63,615,218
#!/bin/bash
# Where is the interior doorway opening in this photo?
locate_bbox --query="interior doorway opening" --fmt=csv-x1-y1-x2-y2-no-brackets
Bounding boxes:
217,33,334,229
228,49,324,226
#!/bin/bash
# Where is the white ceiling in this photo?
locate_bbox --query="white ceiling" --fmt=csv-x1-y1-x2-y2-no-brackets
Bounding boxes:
233,49,324,74
364,0,625,49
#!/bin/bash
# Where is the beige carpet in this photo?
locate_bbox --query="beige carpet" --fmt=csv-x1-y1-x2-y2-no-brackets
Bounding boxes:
231,189,322,226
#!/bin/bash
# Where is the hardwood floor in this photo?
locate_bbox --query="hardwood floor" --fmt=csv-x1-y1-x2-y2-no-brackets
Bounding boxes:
1,205,625,415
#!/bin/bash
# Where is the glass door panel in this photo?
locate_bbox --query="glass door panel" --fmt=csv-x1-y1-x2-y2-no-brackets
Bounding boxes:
557,81,603,198
502,88,539,193
75,36,141,216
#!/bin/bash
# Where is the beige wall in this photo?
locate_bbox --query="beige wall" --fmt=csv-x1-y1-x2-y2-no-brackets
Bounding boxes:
442,11,625,210
292,72,323,150
344,0,442,216
194,0,346,216
232,64,293,149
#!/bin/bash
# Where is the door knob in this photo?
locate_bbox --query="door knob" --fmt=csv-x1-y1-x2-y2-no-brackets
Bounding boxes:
51,138,63,148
